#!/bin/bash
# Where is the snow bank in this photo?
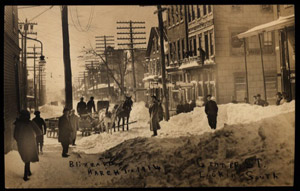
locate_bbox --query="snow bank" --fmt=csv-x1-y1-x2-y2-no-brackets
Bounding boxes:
73,101,295,155
159,101,295,137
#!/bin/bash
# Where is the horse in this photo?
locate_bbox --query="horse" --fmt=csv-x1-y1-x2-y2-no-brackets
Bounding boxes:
114,96,133,131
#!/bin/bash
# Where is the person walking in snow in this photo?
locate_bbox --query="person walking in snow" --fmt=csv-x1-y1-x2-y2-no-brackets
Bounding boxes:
77,97,87,117
205,94,218,130
32,111,47,154
149,95,163,137
69,109,79,146
58,108,73,158
14,110,42,181
87,96,96,114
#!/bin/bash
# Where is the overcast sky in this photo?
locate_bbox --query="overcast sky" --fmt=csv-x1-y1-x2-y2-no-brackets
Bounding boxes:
17,5,158,101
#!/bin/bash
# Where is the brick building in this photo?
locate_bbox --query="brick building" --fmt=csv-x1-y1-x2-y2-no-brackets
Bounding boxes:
164,5,278,106
4,6,22,153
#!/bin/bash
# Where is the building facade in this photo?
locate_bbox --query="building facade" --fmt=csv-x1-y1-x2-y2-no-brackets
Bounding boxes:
164,5,278,107
4,6,22,153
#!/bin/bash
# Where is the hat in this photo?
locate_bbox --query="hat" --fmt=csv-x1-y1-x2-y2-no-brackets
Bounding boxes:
20,110,30,120
257,94,261,97
80,97,84,100
90,96,94,99
34,111,40,115
151,95,157,100
206,94,212,98
63,107,70,113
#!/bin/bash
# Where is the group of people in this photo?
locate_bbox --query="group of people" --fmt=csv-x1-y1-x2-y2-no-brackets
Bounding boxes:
13,108,80,181
275,92,289,105
176,100,196,114
77,97,96,117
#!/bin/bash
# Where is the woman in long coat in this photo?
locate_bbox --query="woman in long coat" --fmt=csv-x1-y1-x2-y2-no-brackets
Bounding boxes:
149,96,161,137
14,110,42,181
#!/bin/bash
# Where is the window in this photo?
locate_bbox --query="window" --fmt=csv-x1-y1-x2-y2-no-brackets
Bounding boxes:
231,5,242,12
181,39,185,59
188,5,191,22
209,31,214,56
169,43,173,60
177,40,181,60
191,5,195,20
179,5,183,21
156,37,159,51
203,5,207,16
234,75,246,102
193,37,197,56
261,5,273,12
204,33,209,59
171,6,175,24
167,8,171,26
197,5,200,18
263,32,274,54
12,9,16,33
189,38,193,57
208,5,212,13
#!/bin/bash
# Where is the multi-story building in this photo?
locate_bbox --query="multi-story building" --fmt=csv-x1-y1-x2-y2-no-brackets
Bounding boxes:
4,6,22,153
238,5,295,101
143,27,168,104
165,5,278,106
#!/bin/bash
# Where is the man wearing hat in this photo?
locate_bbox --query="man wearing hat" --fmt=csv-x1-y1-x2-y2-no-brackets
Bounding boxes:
149,95,163,136
32,111,47,154
77,97,87,117
256,94,268,107
69,109,79,146
87,96,96,114
205,94,218,130
58,108,73,157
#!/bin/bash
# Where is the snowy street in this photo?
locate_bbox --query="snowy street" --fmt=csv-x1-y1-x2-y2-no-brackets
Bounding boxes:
5,101,295,188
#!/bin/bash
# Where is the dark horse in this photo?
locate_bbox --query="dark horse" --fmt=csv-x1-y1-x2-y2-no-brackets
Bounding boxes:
114,96,133,131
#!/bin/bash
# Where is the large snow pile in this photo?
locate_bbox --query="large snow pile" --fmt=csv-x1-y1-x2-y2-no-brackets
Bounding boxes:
95,111,295,187
159,101,295,137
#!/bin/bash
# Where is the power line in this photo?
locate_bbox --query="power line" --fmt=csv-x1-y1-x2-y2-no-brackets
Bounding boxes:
29,6,54,22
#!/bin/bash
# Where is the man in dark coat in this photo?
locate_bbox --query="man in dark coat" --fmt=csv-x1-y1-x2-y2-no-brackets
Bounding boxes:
32,111,47,154
149,96,161,137
58,108,73,157
176,101,184,114
14,110,42,181
77,97,87,117
87,96,96,114
205,95,218,130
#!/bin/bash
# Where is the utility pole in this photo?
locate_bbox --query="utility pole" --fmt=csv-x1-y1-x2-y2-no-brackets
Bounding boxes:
95,35,115,98
117,20,146,101
19,19,37,109
61,5,73,109
156,5,170,121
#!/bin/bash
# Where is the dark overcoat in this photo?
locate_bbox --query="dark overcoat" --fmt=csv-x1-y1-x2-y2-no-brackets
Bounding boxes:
149,101,161,131
14,119,42,163
58,115,73,144
205,100,218,116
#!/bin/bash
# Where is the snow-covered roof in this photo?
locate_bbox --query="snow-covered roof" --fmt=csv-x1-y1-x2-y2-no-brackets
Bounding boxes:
88,83,113,91
237,15,294,38
142,75,158,82
178,60,200,70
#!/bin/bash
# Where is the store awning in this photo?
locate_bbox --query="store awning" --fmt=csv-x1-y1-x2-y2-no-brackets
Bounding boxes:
237,15,294,38
179,60,201,70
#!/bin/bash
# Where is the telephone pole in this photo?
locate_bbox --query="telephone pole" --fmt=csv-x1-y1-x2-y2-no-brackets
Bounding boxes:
156,5,170,121
61,5,73,109
95,35,115,98
117,20,146,100
19,19,37,109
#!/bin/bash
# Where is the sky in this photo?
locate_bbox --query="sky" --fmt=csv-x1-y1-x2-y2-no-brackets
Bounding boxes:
17,5,158,102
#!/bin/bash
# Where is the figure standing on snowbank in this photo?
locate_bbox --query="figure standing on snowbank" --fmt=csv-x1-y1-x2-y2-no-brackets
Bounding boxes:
14,110,42,181
77,97,87,117
205,94,218,130
58,108,73,158
149,95,163,137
